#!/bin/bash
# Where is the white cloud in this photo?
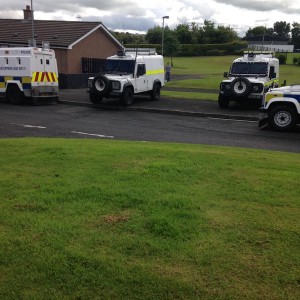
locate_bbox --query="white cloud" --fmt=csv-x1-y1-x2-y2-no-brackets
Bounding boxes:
0,0,299,35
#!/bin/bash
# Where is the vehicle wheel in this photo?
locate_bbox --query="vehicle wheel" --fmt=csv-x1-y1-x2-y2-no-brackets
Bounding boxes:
151,84,161,100
6,86,24,104
89,93,103,104
268,105,297,131
122,87,134,105
92,75,110,94
218,95,230,108
230,77,251,98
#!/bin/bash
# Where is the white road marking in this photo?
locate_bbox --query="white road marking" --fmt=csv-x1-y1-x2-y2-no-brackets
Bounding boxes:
71,131,114,139
10,123,47,129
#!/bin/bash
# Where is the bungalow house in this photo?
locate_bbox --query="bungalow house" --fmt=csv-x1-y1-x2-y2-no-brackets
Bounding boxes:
0,6,124,88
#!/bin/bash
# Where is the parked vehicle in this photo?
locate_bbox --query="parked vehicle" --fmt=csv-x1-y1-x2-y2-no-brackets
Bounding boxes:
259,84,300,131
88,49,164,105
0,46,59,104
218,52,279,108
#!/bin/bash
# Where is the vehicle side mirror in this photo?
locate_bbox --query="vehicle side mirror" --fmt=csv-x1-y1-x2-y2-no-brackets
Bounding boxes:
223,72,228,78
269,66,276,79
271,72,276,79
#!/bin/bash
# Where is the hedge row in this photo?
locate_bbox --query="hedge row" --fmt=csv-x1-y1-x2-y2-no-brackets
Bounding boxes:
124,41,248,56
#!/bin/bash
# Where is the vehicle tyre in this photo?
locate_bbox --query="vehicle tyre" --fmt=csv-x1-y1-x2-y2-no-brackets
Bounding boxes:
268,105,297,131
92,75,110,94
218,94,230,108
6,85,24,104
151,84,161,100
122,87,134,105
230,77,251,98
89,93,103,104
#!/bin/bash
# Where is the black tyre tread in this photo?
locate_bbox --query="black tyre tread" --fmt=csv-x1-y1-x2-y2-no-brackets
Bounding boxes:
151,84,161,100
122,87,134,105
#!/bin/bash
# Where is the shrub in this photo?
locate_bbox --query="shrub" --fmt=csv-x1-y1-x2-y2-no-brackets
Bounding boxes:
293,57,298,65
276,54,287,65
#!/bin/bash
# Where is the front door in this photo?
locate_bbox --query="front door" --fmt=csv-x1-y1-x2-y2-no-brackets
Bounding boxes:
135,64,148,92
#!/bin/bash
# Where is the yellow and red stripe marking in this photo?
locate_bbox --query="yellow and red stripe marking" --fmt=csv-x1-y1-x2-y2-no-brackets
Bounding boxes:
32,72,58,83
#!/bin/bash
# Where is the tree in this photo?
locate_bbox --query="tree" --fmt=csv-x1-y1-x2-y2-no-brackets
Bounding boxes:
164,32,180,65
291,22,300,49
175,24,193,44
245,26,273,38
273,21,291,39
145,26,162,44
216,25,239,43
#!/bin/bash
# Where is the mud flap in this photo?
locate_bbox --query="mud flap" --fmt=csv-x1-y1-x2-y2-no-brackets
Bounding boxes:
258,117,268,129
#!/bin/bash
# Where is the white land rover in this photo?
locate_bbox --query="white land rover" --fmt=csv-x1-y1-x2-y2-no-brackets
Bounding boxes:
259,84,300,131
88,49,165,105
218,53,279,108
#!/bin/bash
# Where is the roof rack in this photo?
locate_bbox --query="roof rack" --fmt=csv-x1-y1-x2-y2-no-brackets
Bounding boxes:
125,48,157,55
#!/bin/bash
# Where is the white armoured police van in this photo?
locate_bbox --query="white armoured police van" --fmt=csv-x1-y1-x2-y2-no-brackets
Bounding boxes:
0,47,59,104
218,52,279,108
88,48,165,105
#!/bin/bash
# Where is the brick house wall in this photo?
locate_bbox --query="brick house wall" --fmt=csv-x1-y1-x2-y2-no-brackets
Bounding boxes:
65,28,120,74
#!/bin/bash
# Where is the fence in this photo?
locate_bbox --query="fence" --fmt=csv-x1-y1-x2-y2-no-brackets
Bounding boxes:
82,57,106,73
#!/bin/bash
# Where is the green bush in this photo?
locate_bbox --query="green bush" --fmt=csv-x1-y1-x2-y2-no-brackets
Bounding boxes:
276,54,287,65
293,57,298,65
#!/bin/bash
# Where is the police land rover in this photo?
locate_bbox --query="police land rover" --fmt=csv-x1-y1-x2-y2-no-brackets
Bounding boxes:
259,84,300,131
0,46,59,104
218,52,279,108
88,49,164,105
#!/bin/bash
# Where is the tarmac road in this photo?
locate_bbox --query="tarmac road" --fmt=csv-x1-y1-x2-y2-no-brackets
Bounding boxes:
59,88,260,121
0,101,299,153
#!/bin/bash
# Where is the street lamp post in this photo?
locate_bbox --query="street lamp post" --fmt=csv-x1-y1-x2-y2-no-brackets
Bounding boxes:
161,15,169,56
31,0,36,47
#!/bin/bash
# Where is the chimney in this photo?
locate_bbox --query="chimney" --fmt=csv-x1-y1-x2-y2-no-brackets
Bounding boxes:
23,5,33,20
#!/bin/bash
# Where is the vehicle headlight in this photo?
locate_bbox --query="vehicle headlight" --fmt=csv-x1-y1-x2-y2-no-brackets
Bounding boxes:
252,84,263,93
112,81,121,90
221,83,230,90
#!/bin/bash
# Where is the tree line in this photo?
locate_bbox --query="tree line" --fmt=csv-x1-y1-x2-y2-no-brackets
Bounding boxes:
112,20,300,55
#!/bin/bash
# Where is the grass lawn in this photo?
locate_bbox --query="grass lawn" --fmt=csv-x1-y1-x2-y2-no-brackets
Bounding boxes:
0,138,299,299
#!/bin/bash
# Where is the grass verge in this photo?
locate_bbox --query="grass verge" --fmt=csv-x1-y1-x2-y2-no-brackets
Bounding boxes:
162,90,218,101
0,138,299,299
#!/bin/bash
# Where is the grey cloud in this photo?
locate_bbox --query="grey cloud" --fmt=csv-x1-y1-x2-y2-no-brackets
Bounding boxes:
84,14,156,32
34,0,144,16
213,0,300,14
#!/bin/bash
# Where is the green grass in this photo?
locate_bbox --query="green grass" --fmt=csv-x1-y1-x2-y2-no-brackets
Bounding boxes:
162,90,218,101
163,54,300,100
1,138,299,299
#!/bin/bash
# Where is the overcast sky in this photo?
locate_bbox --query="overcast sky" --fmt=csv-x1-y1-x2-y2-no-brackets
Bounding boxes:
1,0,300,36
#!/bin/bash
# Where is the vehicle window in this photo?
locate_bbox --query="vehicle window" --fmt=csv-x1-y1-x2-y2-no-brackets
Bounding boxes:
231,62,268,75
137,64,146,76
104,59,135,74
